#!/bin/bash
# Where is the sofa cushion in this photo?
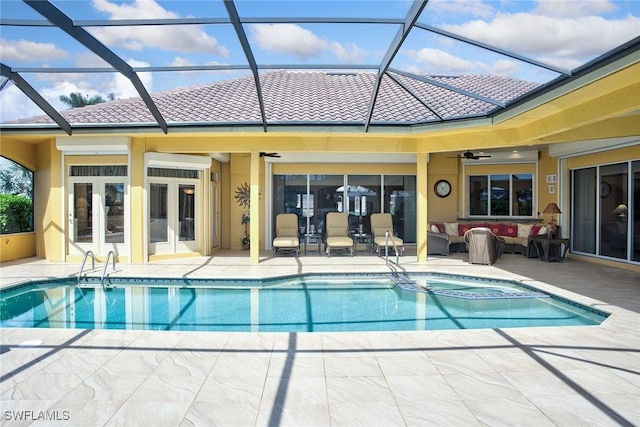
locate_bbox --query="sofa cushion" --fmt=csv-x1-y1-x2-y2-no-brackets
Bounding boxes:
502,236,519,245
517,223,533,237
503,224,517,237
488,223,503,235
430,223,445,233
531,225,541,235
444,222,458,236
458,223,475,236
450,235,465,244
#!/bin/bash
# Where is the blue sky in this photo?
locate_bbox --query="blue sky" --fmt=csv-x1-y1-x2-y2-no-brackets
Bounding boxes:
1,0,638,121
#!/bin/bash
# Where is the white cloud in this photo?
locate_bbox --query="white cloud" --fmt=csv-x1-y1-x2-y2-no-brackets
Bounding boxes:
406,47,524,76
0,85,44,122
0,57,155,122
0,39,68,63
169,56,196,67
429,0,495,18
534,0,618,18
89,0,229,57
407,47,476,73
249,24,327,60
249,24,368,63
111,59,153,99
442,11,640,64
328,41,367,63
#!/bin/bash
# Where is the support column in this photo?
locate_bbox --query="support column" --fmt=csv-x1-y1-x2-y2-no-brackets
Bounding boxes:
417,152,428,263
250,150,260,264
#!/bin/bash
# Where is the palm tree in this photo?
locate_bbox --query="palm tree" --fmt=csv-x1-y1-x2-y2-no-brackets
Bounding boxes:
59,92,107,108
0,157,33,199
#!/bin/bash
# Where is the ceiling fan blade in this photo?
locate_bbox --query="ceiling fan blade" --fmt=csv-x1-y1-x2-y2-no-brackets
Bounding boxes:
259,152,281,157
460,150,491,160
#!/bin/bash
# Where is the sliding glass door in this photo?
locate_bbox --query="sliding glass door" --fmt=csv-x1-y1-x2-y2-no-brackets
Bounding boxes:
572,160,638,264
273,174,416,244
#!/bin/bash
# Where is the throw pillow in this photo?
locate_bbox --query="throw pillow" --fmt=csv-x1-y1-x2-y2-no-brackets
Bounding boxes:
444,222,458,236
430,224,440,233
458,223,474,236
517,223,533,238
503,224,517,237
489,224,503,235
531,225,541,235
538,226,548,235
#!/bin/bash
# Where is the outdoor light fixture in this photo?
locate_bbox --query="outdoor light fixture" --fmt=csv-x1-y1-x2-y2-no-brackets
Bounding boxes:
543,202,561,223
543,202,561,237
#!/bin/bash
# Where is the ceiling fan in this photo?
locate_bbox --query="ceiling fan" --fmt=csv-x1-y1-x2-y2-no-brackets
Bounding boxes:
450,150,492,160
260,152,281,158
243,152,281,158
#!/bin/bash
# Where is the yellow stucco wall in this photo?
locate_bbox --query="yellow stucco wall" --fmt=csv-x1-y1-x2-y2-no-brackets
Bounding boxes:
1,137,39,171
0,233,36,262
425,153,458,223
32,140,63,260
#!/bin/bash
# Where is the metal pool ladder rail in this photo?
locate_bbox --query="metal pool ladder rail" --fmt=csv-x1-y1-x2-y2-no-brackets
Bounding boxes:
77,250,95,282
100,250,116,289
384,231,401,267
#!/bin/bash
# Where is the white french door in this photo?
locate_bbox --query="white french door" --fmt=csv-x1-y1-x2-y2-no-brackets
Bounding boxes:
148,179,200,255
68,176,128,257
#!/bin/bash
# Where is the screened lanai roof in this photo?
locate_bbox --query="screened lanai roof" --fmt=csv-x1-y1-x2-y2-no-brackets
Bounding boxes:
1,0,638,134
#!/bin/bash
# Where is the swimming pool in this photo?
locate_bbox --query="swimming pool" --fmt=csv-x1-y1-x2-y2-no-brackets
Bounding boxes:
0,273,608,332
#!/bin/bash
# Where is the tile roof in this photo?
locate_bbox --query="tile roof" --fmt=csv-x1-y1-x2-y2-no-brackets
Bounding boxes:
6,71,540,128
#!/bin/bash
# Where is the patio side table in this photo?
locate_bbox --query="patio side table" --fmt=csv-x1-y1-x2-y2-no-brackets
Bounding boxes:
303,233,322,255
532,236,570,262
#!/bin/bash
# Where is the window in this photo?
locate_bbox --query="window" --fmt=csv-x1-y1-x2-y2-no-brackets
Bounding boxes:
468,174,533,217
0,157,34,234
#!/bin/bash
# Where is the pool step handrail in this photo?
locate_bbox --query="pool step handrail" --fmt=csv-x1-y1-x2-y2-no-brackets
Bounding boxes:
77,250,95,282
100,250,116,289
384,231,401,267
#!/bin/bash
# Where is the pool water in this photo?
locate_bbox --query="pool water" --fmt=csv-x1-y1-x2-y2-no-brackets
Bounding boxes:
0,274,608,332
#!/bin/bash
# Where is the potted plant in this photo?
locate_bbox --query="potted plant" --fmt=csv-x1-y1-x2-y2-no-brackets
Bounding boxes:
241,211,250,249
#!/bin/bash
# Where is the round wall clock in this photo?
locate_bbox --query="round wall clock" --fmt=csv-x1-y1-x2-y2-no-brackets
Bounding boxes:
434,179,452,198
600,181,611,198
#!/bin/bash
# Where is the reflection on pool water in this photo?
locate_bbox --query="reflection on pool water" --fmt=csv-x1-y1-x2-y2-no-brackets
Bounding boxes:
0,273,608,332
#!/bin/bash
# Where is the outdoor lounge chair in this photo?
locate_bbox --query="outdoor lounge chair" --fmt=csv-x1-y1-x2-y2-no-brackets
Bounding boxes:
464,227,505,265
370,213,404,256
272,213,300,255
325,212,353,257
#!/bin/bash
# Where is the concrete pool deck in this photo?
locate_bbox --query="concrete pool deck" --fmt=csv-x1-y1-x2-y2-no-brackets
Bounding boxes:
1,251,639,426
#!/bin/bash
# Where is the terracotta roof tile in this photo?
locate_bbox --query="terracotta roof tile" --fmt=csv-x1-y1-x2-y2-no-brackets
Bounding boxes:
5,71,540,128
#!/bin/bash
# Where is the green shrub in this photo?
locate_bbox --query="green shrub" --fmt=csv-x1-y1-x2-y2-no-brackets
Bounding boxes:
0,194,33,234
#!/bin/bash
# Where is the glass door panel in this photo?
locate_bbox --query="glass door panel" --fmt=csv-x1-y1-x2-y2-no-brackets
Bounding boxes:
571,167,596,254
384,175,416,243
310,174,344,237
179,184,196,241
347,175,380,234
633,161,640,262
73,183,93,244
104,183,125,244
69,176,127,257
599,163,628,259
149,183,168,243
148,180,199,255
